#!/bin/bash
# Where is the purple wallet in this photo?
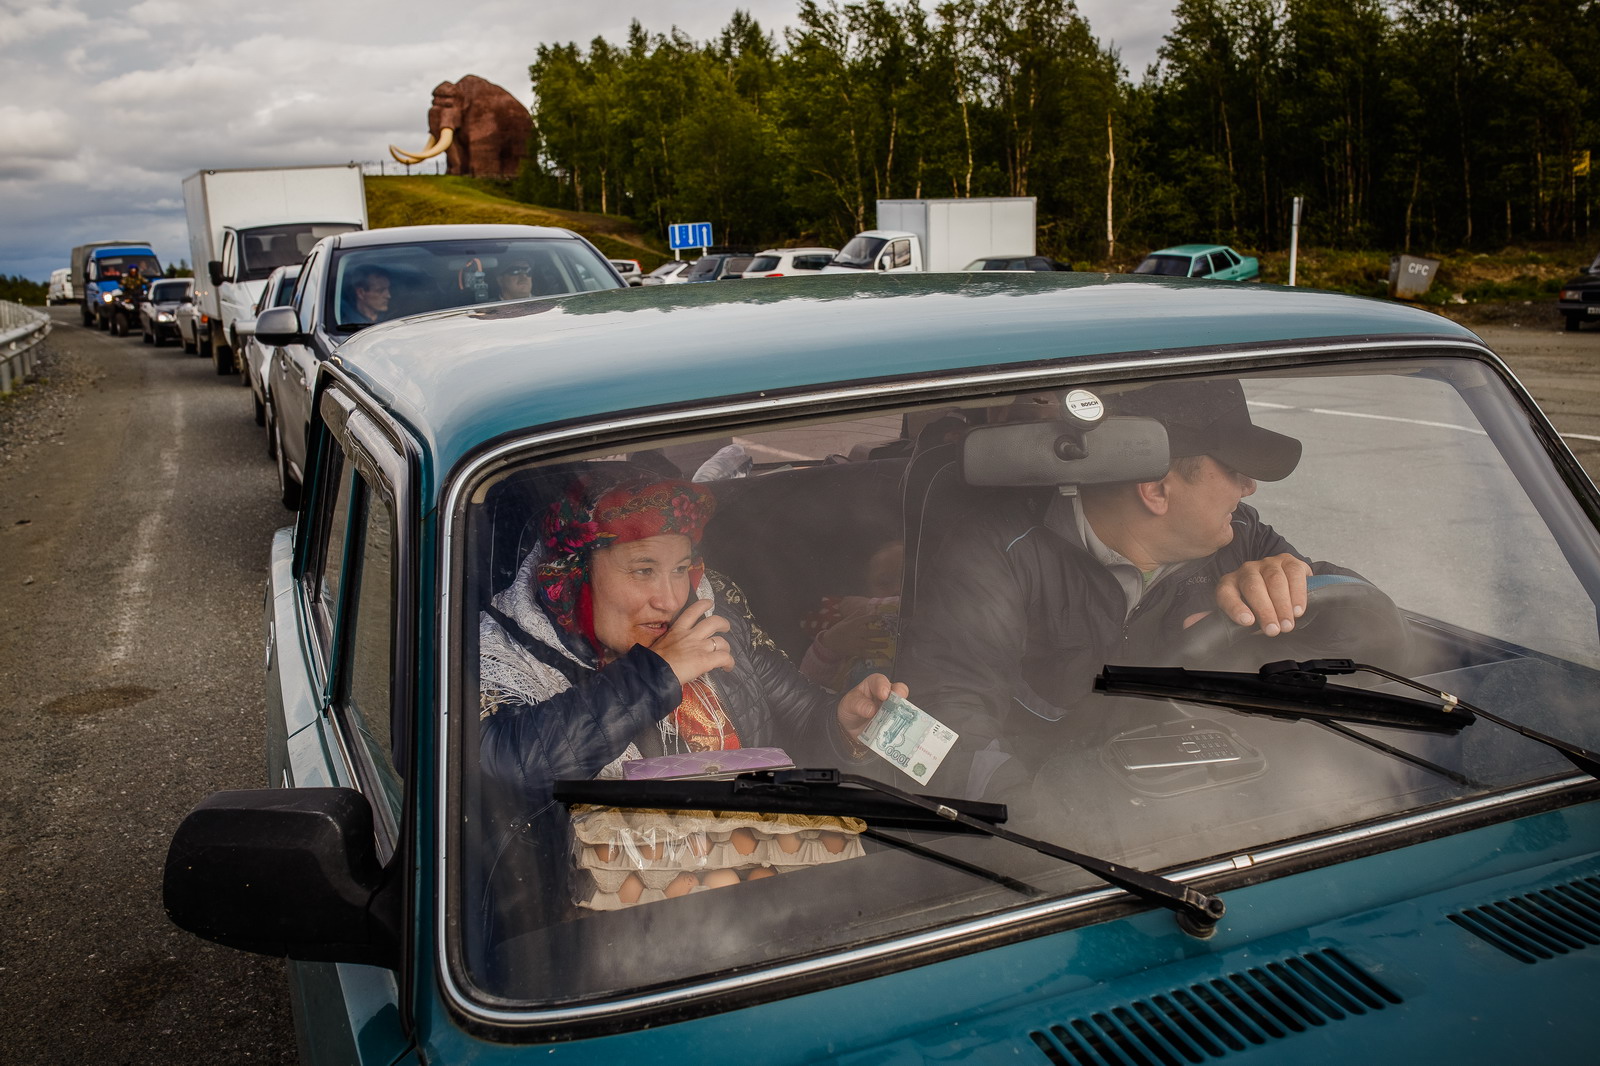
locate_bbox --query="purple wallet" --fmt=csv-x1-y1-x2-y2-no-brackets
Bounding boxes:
621,747,794,781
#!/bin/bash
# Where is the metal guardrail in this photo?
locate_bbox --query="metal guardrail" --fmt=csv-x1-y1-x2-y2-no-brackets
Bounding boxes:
0,300,51,395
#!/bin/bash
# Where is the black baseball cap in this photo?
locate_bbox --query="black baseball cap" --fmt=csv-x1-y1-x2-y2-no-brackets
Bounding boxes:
1109,378,1302,481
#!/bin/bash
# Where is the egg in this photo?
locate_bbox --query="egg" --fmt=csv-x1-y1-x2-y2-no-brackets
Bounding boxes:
616,873,645,904
701,868,740,889
819,831,847,854
636,839,664,862
686,832,711,857
745,867,776,881
729,828,759,856
774,833,802,855
664,872,699,898
593,843,619,863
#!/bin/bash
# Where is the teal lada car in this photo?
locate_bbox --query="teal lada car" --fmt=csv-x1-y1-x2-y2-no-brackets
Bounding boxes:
1135,244,1261,281
165,273,1600,1063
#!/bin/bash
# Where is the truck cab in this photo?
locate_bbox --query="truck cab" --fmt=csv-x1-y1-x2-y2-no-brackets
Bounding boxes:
205,222,362,374
83,245,161,331
824,230,922,273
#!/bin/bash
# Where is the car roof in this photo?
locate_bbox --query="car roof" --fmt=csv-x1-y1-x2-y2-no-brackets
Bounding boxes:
327,224,579,250
332,272,1484,488
1149,244,1230,257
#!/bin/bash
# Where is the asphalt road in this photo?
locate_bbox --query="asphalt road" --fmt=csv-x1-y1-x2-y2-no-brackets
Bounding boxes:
0,303,1592,1063
0,308,297,1064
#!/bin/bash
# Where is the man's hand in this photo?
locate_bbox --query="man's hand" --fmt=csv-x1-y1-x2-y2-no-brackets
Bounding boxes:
837,673,910,742
1215,554,1311,636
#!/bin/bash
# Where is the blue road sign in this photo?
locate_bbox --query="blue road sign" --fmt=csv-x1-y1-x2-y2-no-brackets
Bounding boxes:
669,222,714,251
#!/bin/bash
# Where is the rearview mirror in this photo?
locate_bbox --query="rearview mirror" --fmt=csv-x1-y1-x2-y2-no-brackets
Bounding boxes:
253,305,303,345
962,417,1171,487
208,260,224,286
163,787,400,968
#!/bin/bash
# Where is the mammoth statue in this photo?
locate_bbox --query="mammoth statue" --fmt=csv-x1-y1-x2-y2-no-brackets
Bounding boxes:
389,75,531,178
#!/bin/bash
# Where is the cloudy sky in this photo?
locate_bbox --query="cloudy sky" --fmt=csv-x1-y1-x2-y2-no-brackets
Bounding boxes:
0,0,1175,282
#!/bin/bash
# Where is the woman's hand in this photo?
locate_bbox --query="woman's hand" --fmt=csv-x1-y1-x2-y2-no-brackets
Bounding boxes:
836,672,910,742
650,599,735,683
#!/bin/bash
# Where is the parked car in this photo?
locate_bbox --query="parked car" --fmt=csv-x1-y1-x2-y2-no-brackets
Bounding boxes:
175,284,207,354
137,277,193,346
963,255,1071,272
682,253,754,282
254,223,625,511
241,265,300,428
640,260,691,285
166,273,1600,1063
1556,251,1600,331
739,247,839,278
1134,244,1261,281
609,259,644,286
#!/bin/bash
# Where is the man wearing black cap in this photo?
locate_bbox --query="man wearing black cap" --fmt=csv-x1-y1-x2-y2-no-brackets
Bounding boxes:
900,377,1350,798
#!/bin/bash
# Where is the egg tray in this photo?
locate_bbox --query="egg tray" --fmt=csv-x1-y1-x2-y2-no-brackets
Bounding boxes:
571,805,865,910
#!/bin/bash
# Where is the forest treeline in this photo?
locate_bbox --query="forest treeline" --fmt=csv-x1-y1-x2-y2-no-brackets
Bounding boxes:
511,0,1596,262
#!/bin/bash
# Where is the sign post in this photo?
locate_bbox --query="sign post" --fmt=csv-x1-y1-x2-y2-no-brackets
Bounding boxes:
1288,196,1303,287
668,222,714,261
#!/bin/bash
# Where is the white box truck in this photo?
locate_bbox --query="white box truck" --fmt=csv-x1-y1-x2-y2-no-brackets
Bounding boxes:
183,164,367,373
824,197,1036,274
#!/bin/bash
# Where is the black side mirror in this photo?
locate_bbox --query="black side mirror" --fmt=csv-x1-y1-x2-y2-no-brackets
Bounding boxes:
254,305,304,345
208,260,224,287
180,294,193,304
163,788,400,968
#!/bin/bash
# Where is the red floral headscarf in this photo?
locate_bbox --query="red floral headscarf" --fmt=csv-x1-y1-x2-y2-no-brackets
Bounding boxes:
533,473,716,655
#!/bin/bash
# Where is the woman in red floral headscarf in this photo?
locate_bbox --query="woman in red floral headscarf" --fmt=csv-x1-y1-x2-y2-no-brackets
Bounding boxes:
479,466,907,787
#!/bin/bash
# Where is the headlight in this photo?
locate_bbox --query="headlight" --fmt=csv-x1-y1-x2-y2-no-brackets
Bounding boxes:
101,292,115,302
1560,289,1581,301
157,312,174,322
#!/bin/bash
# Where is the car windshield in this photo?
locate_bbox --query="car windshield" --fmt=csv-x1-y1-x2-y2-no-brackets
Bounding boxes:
328,238,619,330
449,357,1600,1013
747,255,781,273
94,255,161,280
1133,254,1192,276
831,235,887,269
149,280,188,302
683,257,726,280
237,223,357,282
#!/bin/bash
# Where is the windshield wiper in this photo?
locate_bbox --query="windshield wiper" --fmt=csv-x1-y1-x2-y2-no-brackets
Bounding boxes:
556,768,1227,939
1097,659,1600,779
554,770,1006,833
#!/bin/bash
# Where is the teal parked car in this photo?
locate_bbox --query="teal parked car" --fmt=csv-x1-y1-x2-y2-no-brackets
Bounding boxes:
165,273,1600,1063
1136,243,1261,281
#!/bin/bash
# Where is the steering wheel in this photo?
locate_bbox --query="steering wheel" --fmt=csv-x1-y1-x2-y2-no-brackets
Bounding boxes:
1171,575,1414,674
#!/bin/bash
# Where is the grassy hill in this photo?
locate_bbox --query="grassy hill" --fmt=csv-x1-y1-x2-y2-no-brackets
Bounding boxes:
365,176,670,268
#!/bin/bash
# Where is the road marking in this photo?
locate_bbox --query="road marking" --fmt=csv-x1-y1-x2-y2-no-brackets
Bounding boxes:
1252,398,1598,444
1248,399,1487,436
104,394,183,669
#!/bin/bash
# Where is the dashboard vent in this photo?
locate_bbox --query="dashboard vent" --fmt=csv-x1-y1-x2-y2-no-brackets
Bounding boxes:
1447,875,1600,964
1029,948,1399,1065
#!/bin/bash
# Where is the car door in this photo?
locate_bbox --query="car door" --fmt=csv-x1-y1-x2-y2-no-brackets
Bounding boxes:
277,388,418,1065
272,246,328,485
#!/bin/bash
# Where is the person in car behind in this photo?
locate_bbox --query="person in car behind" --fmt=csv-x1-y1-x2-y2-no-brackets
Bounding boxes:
340,265,393,325
899,378,1358,798
493,258,535,302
